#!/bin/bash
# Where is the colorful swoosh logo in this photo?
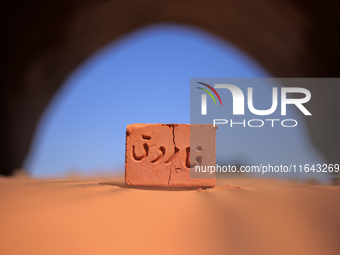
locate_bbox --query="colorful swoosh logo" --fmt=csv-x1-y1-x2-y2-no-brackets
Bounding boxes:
196,82,223,106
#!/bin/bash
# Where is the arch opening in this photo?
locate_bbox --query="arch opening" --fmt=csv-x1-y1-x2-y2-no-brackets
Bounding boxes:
22,25,324,178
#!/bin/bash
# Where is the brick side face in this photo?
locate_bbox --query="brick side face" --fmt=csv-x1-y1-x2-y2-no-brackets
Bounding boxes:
125,124,216,187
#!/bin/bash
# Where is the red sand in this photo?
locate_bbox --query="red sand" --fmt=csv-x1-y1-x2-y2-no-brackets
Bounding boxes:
0,176,339,255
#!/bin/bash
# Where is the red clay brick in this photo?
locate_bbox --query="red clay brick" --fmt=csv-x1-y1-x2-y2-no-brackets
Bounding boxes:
125,124,216,187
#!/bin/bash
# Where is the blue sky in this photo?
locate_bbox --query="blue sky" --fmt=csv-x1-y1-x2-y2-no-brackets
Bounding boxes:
23,24,325,178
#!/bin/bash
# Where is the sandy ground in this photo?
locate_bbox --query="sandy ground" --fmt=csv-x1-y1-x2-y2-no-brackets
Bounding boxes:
0,176,339,255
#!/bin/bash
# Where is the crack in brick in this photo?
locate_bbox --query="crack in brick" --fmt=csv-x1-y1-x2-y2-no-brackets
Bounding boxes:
168,124,176,186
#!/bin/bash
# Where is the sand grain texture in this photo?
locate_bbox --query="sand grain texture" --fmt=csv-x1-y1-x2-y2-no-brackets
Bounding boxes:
0,176,339,255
